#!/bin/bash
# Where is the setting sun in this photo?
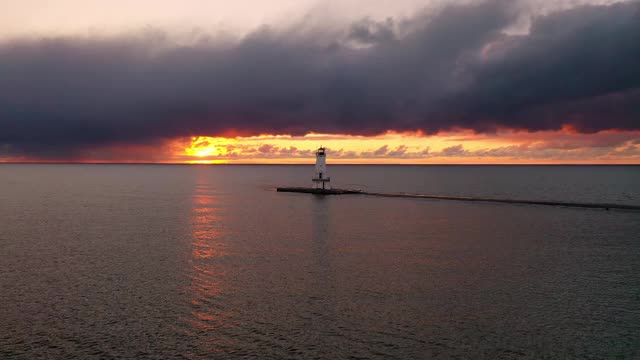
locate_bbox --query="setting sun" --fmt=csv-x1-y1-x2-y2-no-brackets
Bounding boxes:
184,136,233,157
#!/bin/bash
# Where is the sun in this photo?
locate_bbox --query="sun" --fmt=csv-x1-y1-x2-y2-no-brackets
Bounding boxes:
185,136,221,157
184,136,238,159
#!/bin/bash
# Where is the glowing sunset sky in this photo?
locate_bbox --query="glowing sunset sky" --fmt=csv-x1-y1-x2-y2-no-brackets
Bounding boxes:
0,0,639,164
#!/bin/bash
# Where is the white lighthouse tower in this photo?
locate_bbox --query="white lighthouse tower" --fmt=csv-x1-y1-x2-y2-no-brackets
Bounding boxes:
312,147,331,190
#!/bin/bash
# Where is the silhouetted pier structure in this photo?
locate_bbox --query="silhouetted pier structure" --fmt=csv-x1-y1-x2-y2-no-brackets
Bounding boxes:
276,187,640,212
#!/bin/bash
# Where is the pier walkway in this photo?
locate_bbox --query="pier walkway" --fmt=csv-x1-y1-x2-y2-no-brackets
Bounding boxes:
276,187,640,212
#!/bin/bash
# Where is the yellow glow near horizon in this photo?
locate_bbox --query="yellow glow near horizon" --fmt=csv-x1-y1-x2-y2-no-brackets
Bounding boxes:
170,130,640,164
186,159,230,164
184,136,235,158
178,131,502,159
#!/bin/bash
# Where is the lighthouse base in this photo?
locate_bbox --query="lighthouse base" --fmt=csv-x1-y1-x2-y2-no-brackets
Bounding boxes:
312,178,331,190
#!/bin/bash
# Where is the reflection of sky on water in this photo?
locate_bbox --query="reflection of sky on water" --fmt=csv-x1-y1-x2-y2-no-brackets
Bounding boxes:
305,196,340,349
311,196,331,281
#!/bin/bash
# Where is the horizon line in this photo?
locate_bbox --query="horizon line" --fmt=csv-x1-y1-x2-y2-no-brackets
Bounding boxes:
1,162,639,166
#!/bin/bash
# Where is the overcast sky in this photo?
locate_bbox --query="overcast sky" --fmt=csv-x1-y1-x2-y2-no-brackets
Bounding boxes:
0,0,434,37
0,0,638,162
0,0,624,37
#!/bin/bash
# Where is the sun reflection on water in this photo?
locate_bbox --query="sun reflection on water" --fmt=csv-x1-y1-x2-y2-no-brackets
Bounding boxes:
185,172,235,353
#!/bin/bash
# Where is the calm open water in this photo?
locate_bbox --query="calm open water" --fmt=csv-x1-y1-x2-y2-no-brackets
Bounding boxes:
1,165,639,359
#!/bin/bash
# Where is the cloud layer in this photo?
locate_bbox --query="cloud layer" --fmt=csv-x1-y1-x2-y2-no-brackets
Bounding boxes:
0,0,639,157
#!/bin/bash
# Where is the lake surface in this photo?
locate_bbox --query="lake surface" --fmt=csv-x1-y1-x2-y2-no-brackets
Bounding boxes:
1,165,639,359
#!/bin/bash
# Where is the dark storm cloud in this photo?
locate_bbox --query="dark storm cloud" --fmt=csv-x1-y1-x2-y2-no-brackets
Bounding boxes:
347,17,397,45
1,0,639,156
442,1,640,132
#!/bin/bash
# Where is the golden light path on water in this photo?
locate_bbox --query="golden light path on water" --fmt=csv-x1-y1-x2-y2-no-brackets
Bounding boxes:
185,170,235,354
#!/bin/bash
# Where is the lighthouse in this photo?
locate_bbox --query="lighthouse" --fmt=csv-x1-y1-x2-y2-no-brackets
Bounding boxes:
312,147,331,190
277,146,361,194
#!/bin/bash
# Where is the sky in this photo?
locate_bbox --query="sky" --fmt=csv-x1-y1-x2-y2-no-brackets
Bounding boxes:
0,0,639,164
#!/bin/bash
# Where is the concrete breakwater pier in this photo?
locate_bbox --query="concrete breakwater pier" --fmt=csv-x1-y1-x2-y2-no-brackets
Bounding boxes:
277,187,363,195
276,187,640,212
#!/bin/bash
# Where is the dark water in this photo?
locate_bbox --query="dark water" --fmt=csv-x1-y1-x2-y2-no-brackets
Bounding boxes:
1,165,639,359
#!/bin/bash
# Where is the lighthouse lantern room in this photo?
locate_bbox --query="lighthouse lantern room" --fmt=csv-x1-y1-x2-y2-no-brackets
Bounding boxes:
312,147,331,190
